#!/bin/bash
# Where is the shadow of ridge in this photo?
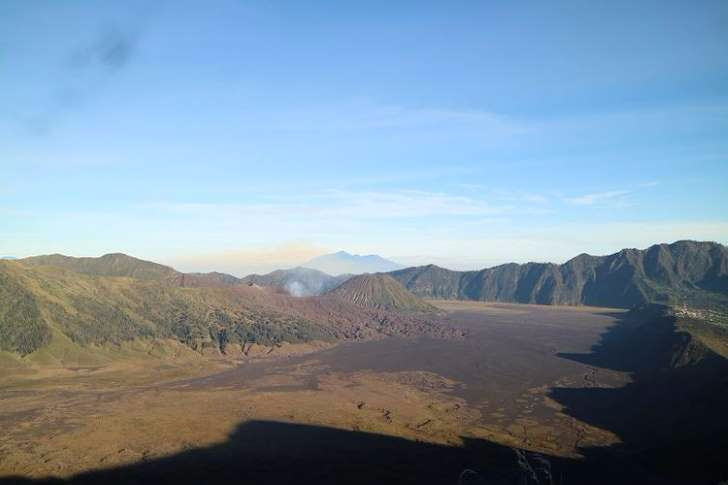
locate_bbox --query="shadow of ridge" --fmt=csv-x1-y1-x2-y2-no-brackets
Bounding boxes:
0,419,665,485
556,305,682,373
551,305,728,484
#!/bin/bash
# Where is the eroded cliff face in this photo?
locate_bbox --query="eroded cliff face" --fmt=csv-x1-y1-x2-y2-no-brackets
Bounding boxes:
389,241,728,308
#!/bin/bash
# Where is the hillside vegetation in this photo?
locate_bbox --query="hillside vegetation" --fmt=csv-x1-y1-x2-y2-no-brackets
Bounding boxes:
0,261,331,357
21,253,179,280
389,241,728,309
5,241,726,361
21,253,243,288
0,259,456,359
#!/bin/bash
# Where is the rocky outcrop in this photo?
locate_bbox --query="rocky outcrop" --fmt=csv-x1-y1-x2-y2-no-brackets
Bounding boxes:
389,241,728,309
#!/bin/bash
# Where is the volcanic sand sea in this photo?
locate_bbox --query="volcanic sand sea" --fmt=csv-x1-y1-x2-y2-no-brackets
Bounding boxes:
0,302,631,479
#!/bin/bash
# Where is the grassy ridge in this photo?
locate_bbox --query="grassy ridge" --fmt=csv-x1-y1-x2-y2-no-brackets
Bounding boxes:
0,261,333,356
20,253,178,280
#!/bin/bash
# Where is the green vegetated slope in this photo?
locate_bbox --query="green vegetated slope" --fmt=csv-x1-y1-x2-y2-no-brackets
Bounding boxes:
21,253,178,280
0,263,52,355
675,312,728,360
21,252,243,288
390,241,728,309
330,273,437,313
0,260,332,358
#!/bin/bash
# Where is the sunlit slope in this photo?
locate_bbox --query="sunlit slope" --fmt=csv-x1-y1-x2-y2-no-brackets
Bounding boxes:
1,259,457,361
0,260,332,357
20,252,243,288
330,274,437,313
21,253,178,280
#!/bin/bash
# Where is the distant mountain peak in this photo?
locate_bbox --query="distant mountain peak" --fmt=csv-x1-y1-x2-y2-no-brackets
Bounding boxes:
302,251,404,276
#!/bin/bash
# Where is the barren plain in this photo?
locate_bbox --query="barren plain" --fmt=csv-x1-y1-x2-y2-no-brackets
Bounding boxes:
0,302,640,483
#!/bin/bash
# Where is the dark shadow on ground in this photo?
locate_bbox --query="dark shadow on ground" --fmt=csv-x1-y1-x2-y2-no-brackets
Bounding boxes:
0,418,691,485
3,307,727,485
552,306,728,485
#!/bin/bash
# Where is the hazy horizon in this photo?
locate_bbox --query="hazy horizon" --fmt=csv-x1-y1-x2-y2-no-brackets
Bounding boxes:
5,239,725,277
3,1,727,273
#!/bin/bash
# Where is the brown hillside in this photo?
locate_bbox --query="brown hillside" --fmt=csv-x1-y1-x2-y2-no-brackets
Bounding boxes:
330,274,437,313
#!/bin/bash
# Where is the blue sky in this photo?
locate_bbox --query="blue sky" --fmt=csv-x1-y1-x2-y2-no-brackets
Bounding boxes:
2,0,727,274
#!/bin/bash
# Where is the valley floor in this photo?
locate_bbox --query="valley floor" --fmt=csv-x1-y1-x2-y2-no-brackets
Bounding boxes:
0,303,647,483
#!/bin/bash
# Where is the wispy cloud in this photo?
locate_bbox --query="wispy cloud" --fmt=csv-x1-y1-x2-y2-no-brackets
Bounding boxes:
389,221,728,270
489,189,551,205
564,190,631,206
313,189,508,218
265,102,524,136
142,189,516,223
